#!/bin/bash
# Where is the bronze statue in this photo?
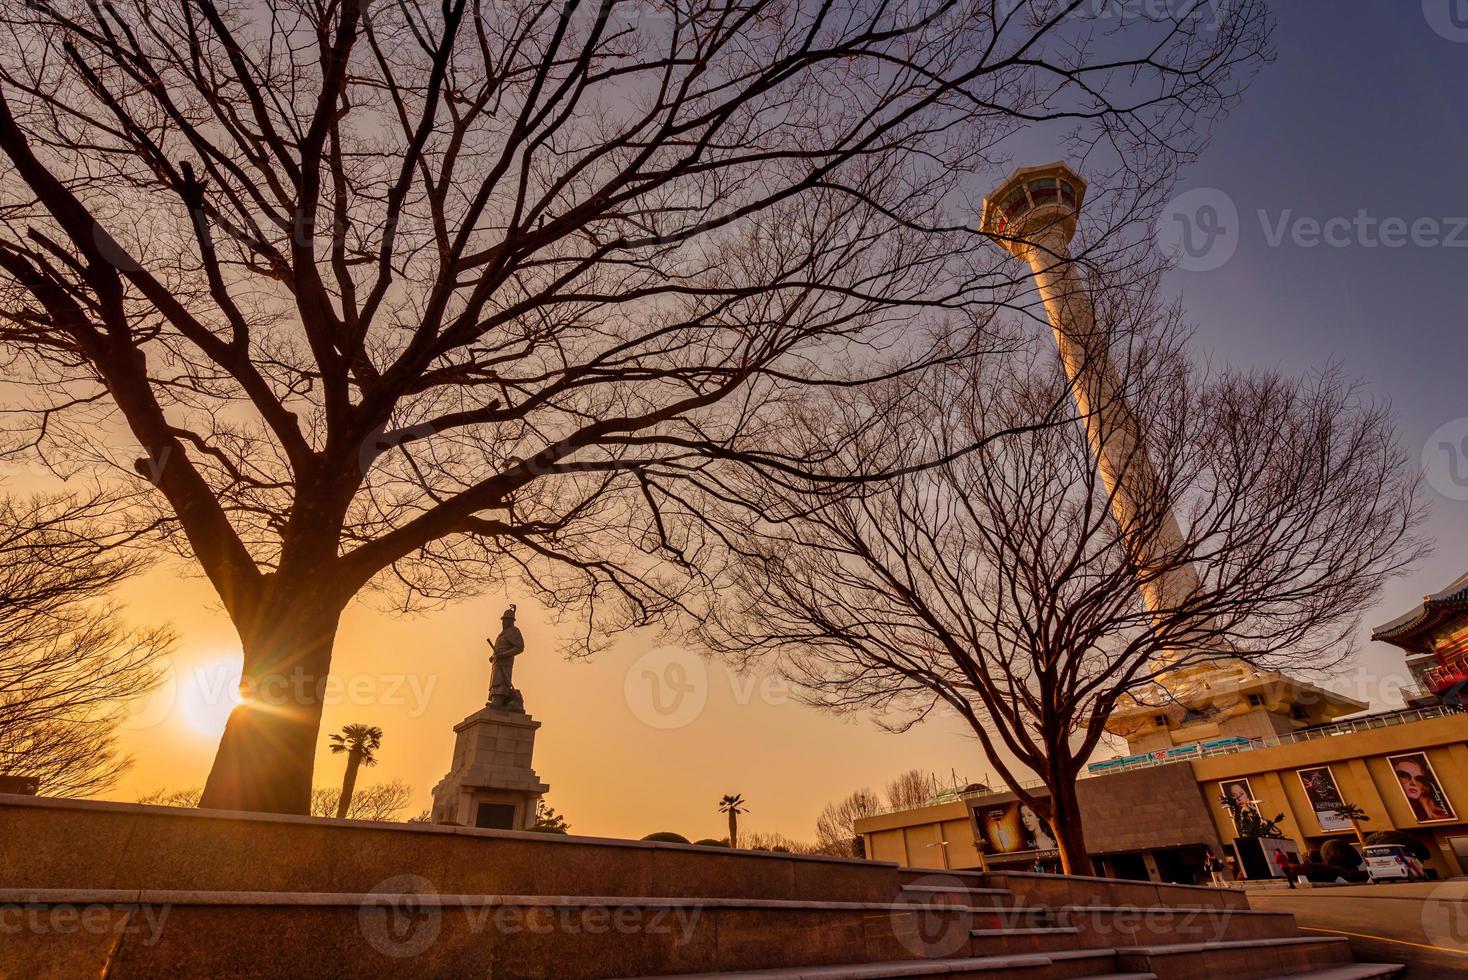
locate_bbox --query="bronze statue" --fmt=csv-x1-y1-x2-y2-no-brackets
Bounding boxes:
487,605,526,711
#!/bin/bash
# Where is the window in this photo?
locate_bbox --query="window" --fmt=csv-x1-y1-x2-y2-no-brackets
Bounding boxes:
1154,714,1168,726
1001,186,1029,219
1247,694,1265,707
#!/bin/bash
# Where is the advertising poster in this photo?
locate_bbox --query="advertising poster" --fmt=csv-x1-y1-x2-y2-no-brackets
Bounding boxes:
1388,752,1457,823
1220,777,1261,830
1296,766,1351,832
973,801,1058,857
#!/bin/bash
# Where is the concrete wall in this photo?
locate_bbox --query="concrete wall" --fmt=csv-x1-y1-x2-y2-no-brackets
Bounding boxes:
1075,762,1225,858
859,765,1224,875
856,801,983,870
0,794,900,903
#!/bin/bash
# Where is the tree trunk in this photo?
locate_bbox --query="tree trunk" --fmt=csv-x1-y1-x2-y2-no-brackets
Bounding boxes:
336,750,362,819
1047,778,1090,876
728,810,738,848
199,599,344,815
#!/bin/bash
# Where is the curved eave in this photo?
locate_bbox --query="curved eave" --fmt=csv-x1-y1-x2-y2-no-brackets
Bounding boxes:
1371,570,1468,648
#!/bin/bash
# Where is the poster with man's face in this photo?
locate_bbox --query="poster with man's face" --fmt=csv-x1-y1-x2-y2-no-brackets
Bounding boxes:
1296,767,1350,832
1388,752,1456,823
973,801,1057,855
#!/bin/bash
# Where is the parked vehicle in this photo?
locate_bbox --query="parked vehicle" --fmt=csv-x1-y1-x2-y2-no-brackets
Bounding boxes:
1362,844,1426,883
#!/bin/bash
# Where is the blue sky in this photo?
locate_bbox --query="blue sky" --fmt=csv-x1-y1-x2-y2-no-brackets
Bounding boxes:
1155,0,1468,703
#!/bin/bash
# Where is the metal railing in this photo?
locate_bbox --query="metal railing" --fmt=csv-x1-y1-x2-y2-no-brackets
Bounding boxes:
1258,703,1461,745
1422,655,1468,694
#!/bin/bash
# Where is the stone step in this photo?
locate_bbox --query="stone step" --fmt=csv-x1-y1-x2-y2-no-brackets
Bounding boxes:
0,795,1395,979
936,870,1251,913
1113,936,1359,980
0,890,1115,979
615,947,1133,979
1263,967,1404,979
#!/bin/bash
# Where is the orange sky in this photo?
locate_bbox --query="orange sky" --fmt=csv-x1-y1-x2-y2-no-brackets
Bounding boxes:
108,560,999,841
105,554,1423,843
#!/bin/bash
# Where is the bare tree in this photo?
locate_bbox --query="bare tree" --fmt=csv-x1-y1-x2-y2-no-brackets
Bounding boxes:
814,786,883,856
739,829,820,854
0,0,1272,813
885,769,939,811
137,786,203,808
310,777,412,822
0,491,170,797
704,307,1425,873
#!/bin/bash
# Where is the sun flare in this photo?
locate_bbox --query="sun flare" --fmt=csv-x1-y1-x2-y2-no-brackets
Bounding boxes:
178,657,244,736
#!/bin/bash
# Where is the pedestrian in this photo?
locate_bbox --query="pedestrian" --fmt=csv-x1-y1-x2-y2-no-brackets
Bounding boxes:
1204,850,1225,887
1030,857,1045,874
1272,848,1296,889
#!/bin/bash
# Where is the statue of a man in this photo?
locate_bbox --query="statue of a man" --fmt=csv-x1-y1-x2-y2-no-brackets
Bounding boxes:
487,605,526,711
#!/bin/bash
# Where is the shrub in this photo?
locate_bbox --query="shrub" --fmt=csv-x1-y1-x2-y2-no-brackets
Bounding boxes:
693,838,729,847
1320,839,1361,869
641,832,691,844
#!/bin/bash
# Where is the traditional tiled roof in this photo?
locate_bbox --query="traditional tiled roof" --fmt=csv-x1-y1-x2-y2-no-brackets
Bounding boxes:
1371,569,1468,649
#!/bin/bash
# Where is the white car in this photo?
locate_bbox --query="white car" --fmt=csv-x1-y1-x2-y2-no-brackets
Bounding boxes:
1362,844,1426,883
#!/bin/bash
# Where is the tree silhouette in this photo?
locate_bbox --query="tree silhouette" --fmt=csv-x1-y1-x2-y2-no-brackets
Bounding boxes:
702,312,1423,873
0,0,1273,813
311,778,410,822
719,793,748,849
0,491,171,797
327,723,382,819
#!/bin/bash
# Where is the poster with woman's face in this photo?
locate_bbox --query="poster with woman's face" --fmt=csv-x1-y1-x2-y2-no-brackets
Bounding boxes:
1388,752,1456,823
974,801,1056,855
1220,778,1260,828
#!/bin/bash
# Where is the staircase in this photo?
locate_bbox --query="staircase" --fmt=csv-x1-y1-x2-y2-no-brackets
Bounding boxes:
0,794,1402,978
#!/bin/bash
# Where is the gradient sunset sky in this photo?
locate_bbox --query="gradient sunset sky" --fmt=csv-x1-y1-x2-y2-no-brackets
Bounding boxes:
101,2,1468,841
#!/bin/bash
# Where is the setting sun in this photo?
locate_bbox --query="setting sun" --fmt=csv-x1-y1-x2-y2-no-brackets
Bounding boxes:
178,658,243,736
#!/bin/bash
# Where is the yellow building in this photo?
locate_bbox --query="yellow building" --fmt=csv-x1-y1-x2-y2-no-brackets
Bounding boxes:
856,705,1468,883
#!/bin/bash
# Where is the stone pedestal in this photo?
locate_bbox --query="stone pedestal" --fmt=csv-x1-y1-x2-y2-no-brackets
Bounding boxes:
431,707,549,830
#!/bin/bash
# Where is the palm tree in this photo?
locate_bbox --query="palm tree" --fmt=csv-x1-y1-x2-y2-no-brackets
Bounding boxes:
328,724,383,819
1332,803,1371,845
719,794,748,848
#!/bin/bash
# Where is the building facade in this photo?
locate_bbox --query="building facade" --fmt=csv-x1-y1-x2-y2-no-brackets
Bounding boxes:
855,706,1468,883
